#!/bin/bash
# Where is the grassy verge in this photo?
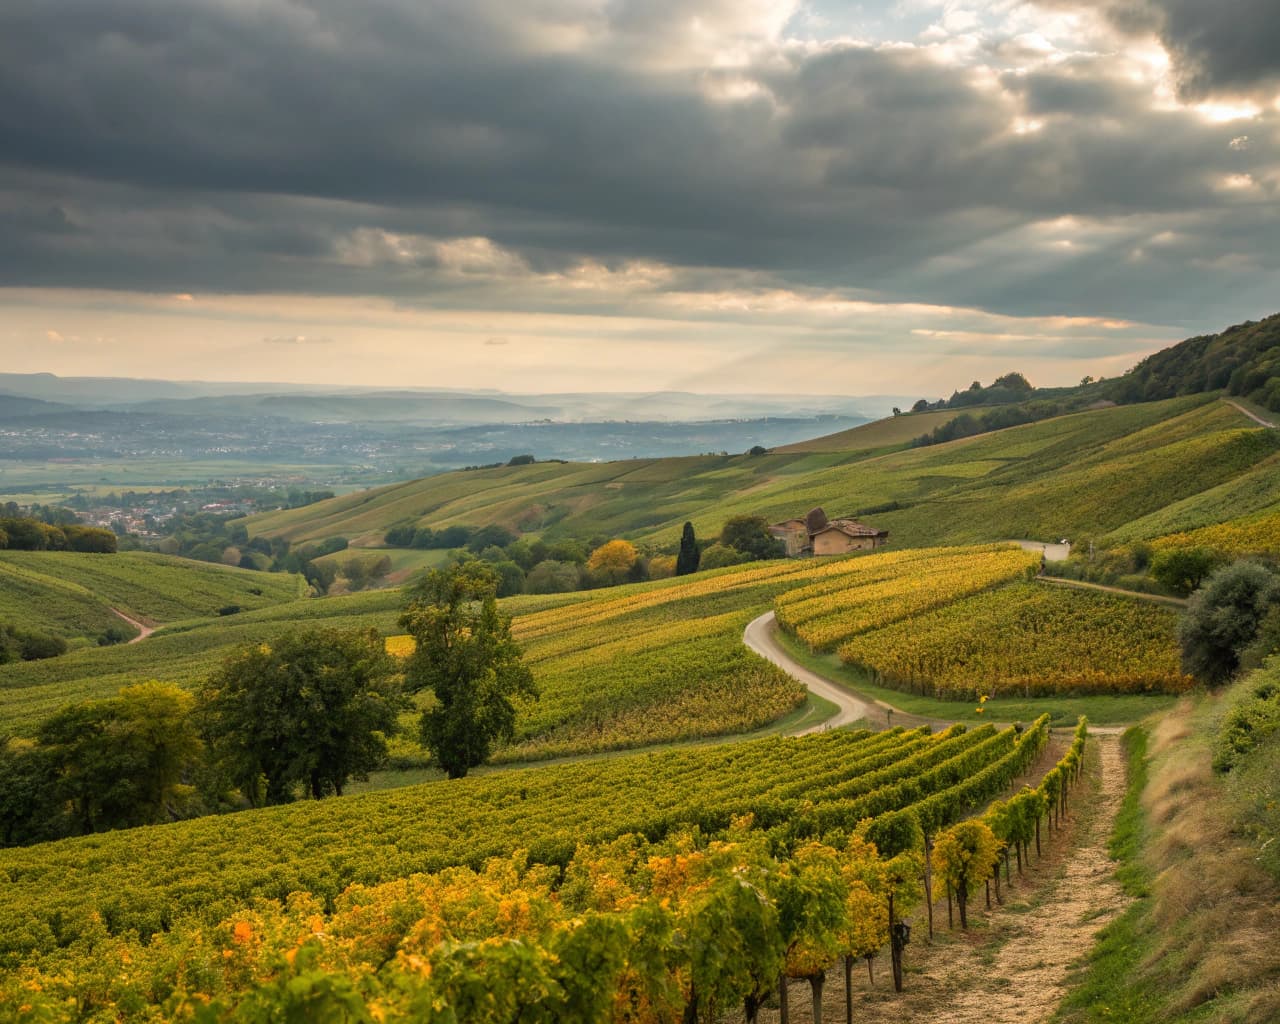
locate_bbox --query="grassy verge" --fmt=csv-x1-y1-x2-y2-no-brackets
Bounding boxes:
773,629,1178,727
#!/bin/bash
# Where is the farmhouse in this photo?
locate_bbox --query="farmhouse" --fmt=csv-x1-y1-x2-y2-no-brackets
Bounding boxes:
768,506,888,557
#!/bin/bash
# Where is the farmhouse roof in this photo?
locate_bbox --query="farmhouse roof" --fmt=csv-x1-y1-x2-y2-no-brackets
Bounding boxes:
812,519,888,539
769,518,808,533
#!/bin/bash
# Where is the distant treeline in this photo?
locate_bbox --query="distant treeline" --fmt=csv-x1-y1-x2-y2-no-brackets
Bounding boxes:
0,516,117,553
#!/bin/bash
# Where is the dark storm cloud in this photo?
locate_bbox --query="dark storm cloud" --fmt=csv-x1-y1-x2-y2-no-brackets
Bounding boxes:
0,0,1276,329
1038,0,1280,98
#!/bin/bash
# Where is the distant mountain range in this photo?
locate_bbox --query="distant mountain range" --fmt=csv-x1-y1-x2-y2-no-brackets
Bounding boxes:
0,373,912,425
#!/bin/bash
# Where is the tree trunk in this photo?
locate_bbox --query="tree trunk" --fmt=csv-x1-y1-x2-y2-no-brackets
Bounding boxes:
985,878,991,910
889,891,904,993
845,955,855,1024
923,833,935,941
946,883,953,929
779,973,789,1024
1035,815,1042,857
744,995,762,1024
682,988,698,1024
957,883,969,929
994,865,1002,904
809,973,825,1023
1016,841,1023,874
867,955,874,984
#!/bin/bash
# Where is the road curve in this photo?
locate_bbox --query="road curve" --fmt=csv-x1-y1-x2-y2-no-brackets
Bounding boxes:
744,612,873,734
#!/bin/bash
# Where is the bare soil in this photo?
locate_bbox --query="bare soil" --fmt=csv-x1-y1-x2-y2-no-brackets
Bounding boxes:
741,735,1129,1024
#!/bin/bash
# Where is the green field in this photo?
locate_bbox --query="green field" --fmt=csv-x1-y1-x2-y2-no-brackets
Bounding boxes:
244,397,1274,554
773,406,977,453
0,551,305,645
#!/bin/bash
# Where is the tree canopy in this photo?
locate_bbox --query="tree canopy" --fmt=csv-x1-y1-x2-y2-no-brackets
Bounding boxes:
198,628,404,803
1180,561,1280,686
400,563,537,779
721,515,785,561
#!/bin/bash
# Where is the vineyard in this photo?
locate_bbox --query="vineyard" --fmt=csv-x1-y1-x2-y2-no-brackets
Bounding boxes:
239,396,1276,563
774,545,1039,651
0,712,1084,1022
0,551,305,644
835,582,1194,699
1151,508,1280,558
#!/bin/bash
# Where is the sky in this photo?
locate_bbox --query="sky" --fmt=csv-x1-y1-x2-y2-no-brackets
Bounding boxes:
1,0,1278,396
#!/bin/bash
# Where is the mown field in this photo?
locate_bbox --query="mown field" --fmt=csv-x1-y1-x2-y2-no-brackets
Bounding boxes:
243,397,1277,557
0,551,304,644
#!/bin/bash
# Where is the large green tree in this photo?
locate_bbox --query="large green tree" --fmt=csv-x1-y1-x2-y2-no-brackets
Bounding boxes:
199,628,404,803
400,563,536,779
35,682,202,834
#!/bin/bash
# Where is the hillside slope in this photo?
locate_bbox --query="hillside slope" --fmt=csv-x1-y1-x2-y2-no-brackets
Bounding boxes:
246,396,1276,552
0,551,304,644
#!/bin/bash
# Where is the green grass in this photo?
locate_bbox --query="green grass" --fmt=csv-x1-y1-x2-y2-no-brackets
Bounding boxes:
1053,728,1160,1023
772,629,1178,727
773,407,976,453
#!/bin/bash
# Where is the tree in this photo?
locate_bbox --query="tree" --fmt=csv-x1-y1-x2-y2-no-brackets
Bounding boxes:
586,539,640,586
199,628,404,803
911,399,930,412
720,515,784,561
400,563,536,779
748,445,768,456
648,554,677,579
1181,561,1280,686
699,543,747,570
36,683,202,834
1151,546,1222,597
525,559,582,594
992,371,1032,391
676,522,701,576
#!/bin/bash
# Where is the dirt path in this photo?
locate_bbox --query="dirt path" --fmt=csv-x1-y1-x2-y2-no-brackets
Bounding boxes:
1034,574,1187,607
1225,398,1277,429
110,608,157,643
750,734,1129,1023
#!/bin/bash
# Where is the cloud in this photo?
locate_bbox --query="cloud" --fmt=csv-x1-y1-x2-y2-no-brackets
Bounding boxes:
484,336,509,345
0,0,1275,366
1036,0,1280,99
44,329,64,342
262,334,334,345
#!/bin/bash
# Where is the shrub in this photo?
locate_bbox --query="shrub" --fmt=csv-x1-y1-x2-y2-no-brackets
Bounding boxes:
1181,561,1280,685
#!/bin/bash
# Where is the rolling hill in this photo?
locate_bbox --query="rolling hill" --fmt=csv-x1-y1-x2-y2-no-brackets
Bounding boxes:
245,395,1278,554
0,551,305,645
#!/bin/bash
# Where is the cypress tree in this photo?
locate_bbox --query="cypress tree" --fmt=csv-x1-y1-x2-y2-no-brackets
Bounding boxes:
676,521,700,576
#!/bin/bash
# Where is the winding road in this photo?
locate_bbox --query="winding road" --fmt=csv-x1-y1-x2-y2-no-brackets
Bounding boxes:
744,611,950,734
